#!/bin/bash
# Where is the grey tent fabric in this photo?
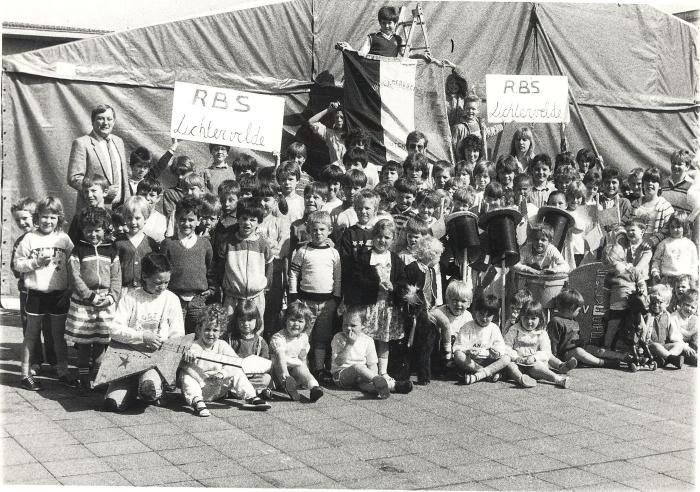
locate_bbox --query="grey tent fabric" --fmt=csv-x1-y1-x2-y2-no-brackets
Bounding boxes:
1,0,698,296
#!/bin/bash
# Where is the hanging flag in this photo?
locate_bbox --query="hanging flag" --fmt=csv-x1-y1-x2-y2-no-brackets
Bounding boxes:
342,51,453,166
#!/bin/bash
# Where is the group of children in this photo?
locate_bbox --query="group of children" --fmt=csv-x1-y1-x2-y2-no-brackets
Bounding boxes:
9,4,699,417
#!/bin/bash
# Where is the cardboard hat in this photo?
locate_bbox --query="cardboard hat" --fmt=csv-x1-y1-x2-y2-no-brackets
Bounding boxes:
537,206,575,252
477,207,523,267
445,211,481,262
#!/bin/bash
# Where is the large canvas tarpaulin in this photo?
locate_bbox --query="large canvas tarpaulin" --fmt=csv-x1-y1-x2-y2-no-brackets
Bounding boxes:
342,51,452,165
2,0,698,296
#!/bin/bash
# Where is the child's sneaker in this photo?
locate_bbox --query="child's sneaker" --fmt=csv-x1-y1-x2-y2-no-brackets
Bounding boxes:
518,374,537,388
243,397,271,411
485,373,501,383
193,399,210,417
558,357,578,374
284,376,300,401
57,375,78,388
372,375,390,399
309,386,324,403
666,354,684,369
258,388,273,401
20,376,42,391
393,379,413,394
556,377,570,389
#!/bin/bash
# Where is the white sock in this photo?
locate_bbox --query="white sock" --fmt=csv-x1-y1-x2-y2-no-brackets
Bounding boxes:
378,357,388,376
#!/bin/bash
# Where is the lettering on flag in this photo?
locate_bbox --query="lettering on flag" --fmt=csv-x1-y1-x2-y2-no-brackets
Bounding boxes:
170,81,285,153
486,75,570,124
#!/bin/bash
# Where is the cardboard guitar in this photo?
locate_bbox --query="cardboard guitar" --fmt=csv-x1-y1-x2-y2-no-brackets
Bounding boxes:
94,334,272,387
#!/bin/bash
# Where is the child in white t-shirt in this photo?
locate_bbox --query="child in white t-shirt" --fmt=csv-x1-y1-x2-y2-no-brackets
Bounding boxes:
429,281,473,361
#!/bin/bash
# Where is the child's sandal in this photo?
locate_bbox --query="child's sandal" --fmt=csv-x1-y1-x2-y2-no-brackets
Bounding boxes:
193,399,210,417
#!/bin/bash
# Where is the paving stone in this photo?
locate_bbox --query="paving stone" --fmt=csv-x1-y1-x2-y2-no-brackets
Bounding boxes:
3,419,64,436
313,460,382,482
536,467,608,488
626,453,693,473
482,472,561,490
102,451,171,470
59,471,131,486
495,453,570,474
293,446,355,466
661,467,695,484
86,437,151,456
142,433,205,451
2,462,59,484
261,465,333,487
178,458,248,480
587,440,660,460
43,457,113,477
449,460,520,481
622,473,695,491
119,465,192,486
217,439,279,459
191,427,255,446
543,448,612,466
263,434,332,453
12,429,79,450
158,444,226,465
469,441,534,461
1,437,36,465
198,474,273,488
123,422,185,439
27,443,96,463
72,426,132,444
582,460,658,481
153,480,203,487
635,435,694,453
55,415,115,432
238,451,307,473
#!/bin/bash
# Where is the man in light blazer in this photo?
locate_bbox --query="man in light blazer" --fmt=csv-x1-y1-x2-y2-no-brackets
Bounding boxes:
67,104,129,210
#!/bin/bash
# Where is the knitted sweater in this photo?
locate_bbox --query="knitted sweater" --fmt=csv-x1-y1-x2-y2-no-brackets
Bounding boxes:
69,240,121,303
547,315,582,358
289,242,341,300
650,236,698,279
116,233,161,288
161,236,214,297
13,231,73,292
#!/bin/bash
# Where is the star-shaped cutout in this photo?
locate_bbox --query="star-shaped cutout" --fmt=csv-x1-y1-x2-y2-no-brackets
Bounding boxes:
118,354,130,369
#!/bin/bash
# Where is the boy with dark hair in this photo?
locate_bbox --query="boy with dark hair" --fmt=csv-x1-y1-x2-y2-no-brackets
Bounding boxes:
662,149,695,214
203,144,235,194
211,198,273,318
403,153,430,192
162,196,215,334
163,155,195,220
599,166,632,236
137,177,167,242
68,174,110,243
331,169,367,234
276,161,305,224
197,193,222,239
337,5,402,58
527,153,556,208
319,164,345,213
289,182,330,257
231,153,258,179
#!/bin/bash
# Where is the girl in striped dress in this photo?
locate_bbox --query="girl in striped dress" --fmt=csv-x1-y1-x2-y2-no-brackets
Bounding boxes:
65,207,121,393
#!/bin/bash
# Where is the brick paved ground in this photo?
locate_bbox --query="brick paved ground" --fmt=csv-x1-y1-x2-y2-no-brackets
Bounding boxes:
0,307,695,489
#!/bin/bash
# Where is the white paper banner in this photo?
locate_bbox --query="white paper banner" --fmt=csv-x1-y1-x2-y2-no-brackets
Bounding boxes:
170,81,285,153
486,74,570,124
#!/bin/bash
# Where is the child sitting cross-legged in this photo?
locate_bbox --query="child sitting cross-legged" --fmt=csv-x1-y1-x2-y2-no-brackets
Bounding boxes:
670,289,698,366
224,300,273,399
646,284,686,369
504,300,572,388
452,293,516,386
513,223,570,276
548,289,626,368
330,308,394,399
270,301,324,402
428,280,473,363
179,304,271,417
